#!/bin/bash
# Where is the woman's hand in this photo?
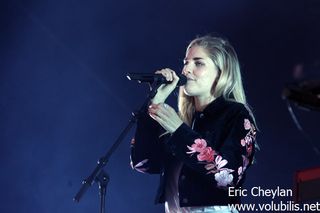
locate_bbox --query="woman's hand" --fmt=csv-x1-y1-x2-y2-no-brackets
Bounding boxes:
151,68,180,104
148,103,183,133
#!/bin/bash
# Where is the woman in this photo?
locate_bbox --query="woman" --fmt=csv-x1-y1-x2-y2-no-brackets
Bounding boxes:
130,35,257,213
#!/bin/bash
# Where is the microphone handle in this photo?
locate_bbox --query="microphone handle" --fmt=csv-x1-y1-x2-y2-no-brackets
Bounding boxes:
126,72,187,86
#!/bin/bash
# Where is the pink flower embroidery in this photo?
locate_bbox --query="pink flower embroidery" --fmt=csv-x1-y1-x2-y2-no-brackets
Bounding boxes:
187,138,207,154
244,119,251,130
186,138,234,186
240,118,256,157
197,147,215,162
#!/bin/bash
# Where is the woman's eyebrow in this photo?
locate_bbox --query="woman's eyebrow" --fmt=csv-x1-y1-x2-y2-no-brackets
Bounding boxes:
193,57,204,61
183,57,205,61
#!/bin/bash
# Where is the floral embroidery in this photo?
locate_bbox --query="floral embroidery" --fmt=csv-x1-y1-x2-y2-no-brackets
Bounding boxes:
187,138,234,187
187,138,208,154
205,155,234,174
240,119,256,157
238,167,243,176
131,158,149,173
197,147,215,162
214,170,234,187
244,119,251,130
237,155,250,184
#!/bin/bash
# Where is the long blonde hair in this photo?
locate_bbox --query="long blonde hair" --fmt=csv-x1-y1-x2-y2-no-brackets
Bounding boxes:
178,35,251,126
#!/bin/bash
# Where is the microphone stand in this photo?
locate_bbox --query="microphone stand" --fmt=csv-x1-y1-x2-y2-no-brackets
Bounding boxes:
73,81,162,213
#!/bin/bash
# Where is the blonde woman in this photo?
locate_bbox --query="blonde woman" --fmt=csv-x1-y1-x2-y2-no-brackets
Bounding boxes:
130,35,257,213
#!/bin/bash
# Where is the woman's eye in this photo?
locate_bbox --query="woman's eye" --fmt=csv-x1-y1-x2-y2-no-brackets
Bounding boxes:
183,61,188,65
195,61,204,67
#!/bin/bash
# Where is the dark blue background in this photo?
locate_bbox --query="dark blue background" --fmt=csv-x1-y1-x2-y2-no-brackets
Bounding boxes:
1,0,320,212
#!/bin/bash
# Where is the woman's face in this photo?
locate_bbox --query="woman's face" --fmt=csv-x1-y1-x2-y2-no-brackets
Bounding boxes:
182,45,219,98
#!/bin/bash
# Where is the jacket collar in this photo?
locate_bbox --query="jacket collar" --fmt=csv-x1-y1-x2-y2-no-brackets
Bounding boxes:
196,96,228,117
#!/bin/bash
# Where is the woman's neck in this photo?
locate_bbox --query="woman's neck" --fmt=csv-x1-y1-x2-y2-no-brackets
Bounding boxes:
194,95,215,112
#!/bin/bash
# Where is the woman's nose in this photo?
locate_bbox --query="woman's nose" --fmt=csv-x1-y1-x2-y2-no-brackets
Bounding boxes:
182,66,192,75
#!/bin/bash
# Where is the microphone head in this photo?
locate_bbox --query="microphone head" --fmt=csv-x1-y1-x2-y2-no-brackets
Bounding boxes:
178,75,187,86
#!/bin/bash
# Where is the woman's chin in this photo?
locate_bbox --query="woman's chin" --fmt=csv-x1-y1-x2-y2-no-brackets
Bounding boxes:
183,87,197,97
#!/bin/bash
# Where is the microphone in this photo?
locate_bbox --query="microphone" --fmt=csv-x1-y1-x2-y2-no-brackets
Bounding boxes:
126,72,187,86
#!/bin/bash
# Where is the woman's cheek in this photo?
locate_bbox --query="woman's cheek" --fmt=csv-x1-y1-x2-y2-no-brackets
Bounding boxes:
193,68,204,77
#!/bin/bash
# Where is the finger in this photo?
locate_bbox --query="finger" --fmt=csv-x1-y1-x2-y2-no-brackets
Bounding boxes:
148,112,157,120
163,103,168,109
169,69,179,84
162,103,175,113
149,103,159,109
155,70,163,75
149,112,167,130
148,106,165,118
148,105,168,122
150,103,171,110
155,69,172,81
164,68,173,81
148,107,158,114
149,103,173,118
157,103,172,116
149,107,175,132
148,111,165,126
148,103,164,115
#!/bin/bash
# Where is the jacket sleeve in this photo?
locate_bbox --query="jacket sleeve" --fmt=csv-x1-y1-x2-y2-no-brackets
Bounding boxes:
130,109,166,174
165,108,256,188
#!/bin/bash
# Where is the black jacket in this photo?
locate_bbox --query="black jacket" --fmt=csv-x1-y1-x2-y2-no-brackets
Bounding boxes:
130,96,257,207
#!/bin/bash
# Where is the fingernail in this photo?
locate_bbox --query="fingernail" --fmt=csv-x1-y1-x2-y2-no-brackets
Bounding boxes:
149,112,155,119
